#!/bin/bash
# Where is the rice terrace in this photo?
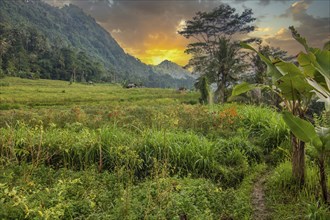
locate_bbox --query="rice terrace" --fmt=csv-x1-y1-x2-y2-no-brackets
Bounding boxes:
0,0,329,219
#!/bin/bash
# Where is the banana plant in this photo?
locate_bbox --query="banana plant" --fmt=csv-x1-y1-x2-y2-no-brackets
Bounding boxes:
231,26,330,185
290,26,330,111
283,112,329,204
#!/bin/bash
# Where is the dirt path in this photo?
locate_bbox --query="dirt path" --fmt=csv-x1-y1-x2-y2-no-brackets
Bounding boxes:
252,173,270,220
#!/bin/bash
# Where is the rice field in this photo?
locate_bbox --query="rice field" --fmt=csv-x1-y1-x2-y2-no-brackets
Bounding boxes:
0,77,328,219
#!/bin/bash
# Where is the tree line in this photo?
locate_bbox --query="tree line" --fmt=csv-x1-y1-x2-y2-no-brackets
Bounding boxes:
0,24,108,82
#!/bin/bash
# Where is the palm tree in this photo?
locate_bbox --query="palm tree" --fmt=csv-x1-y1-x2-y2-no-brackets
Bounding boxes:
206,37,245,103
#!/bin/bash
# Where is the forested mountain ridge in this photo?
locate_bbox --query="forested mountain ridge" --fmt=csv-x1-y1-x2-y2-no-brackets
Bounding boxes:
0,0,195,88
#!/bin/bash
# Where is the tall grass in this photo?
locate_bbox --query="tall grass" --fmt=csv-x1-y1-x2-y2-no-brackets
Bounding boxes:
265,160,330,219
1,123,262,187
0,77,303,219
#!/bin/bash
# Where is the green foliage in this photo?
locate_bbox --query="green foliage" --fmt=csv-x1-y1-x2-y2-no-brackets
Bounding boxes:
237,42,315,109
278,28,330,202
0,24,107,82
306,201,330,220
235,42,292,106
230,81,268,100
282,112,322,147
0,164,264,219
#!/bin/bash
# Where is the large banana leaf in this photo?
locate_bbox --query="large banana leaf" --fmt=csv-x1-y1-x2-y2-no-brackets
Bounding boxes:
282,112,322,148
290,26,329,79
274,59,302,76
298,53,318,77
310,49,330,79
230,82,269,99
276,71,313,101
297,49,330,110
239,41,328,105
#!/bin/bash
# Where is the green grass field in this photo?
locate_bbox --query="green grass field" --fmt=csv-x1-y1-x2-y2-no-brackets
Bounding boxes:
0,77,198,109
0,77,329,219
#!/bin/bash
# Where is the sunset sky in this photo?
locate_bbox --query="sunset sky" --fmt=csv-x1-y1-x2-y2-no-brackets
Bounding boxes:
45,0,329,66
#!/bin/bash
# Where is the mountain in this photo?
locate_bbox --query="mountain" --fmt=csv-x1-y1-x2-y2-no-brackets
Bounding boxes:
152,60,197,80
0,0,195,88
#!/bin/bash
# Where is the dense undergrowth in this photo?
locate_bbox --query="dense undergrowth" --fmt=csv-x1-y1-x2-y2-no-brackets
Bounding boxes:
0,77,329,219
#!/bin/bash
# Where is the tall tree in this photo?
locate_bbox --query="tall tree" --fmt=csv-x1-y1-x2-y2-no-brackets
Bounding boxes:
61,48,77,81
179,4,256,103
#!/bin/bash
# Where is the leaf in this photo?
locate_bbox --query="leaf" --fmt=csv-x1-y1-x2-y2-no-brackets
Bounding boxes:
289,26,309,52
274,59,301,76
297,53,318,77
291,27,329,79
231,82,255,97
276,71,313,101
230,82,269,100
241,42,283,83
306,78,330,111
282,112,322,148
310,49,330,79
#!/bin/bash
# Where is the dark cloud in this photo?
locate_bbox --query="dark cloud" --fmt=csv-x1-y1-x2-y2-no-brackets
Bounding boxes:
42,0,329,64
234,0,288,6
266,0,329,54
258,0,288,6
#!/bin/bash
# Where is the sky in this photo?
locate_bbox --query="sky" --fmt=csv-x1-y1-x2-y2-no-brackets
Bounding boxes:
44,0,330,66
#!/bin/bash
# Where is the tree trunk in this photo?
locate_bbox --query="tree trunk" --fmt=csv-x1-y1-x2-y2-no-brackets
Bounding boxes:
291,134,305,186
218,87,225,104
179,213,187,220
318,157,328,204
215,81,225,104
